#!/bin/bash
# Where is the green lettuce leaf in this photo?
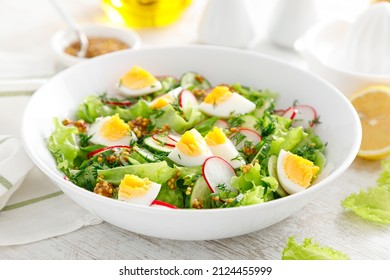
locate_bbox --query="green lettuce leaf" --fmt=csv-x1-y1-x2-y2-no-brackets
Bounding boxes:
77,95,153,123
47,118,79,174
282,237,349,260
269,126,306,155
114,99,153,121
377,159,390,187
151,104,205,133
97,161,175,185
231,163,263,193
342,159,390,224
239,185,264,206
77,95,108,123
342,186,390,224
231,163,279,206
155,183,184,208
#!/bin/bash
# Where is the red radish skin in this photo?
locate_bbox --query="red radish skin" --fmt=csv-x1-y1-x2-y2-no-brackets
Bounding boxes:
179,89,198,108
151,200,178,209
282,107,298,120
215,119,229,129
87,145,131,158
293,104,318,128
274,109,286,116
152,134,177,148
202,156,236,193
279,105,318,129
103,100,132,106
167,132,181,143
229,128,262,149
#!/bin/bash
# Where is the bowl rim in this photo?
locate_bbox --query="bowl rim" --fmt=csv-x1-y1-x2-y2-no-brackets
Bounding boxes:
22,45,362,215
300,18,390,80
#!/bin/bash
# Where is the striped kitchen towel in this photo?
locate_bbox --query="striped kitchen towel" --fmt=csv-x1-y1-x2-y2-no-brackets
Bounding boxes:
0,135,33,210
0,135,102,246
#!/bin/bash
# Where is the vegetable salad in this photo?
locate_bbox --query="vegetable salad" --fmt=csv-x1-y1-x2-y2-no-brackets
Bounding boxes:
48,66,326,209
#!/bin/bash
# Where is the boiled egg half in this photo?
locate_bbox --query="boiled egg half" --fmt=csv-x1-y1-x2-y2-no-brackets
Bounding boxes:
118,174,161,206
88,114,137,146
149,87,182,109
168,128,212,167
199,86,256,118
276,149,320,194
116,65,162,97
204,126,245,169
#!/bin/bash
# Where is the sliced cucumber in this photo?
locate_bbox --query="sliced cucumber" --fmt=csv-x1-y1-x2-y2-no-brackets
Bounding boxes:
133,146,158,162
254,99,274,118
186,176,212,209
240,114,259,131
180,71,211,90
143,136,174,153
267,155,288,197
158,76,180,91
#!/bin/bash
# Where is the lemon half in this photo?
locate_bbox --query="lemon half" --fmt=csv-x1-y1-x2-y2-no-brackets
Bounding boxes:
350,85,390,160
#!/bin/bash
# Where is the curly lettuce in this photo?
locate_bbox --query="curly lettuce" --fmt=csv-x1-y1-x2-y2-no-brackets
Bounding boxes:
97,161,175,186
342,160,390,224
47,118,79,174
77,95,152,123
282,237,349,260
231,163,279,206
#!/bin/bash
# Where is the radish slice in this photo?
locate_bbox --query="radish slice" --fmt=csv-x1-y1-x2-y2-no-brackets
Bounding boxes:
282,106,298,120
87,145,131,158
202,156,237,193
229,128,262,150
292,104,318,128
168,86,183,99
167,132,182,143
215,119,229,129
179,89,198,108
152,133,177,148
103,100,132,106
151,200,178,209
274,109,286,116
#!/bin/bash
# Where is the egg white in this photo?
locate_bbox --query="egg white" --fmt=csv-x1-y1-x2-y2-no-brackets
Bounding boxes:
118,182,161,206
207,140,245,169
116,80,163,97
168,148,212,167
88,116,137,147
168,129,212,167
199,92,256,118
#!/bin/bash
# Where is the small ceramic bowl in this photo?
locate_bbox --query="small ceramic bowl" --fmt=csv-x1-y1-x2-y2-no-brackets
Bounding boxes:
51,24,141,67
296,19,390,97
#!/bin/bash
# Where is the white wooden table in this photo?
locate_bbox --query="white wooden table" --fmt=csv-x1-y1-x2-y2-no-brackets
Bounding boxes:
1,0,389,260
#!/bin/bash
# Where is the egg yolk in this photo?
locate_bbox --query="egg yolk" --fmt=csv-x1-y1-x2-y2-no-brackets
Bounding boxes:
176,130,204,156
204,126,227,146
283,153,320,188
120,65,157,90
118,174,152,199
150,94,173,109
100,114,130,141
204,86,233,105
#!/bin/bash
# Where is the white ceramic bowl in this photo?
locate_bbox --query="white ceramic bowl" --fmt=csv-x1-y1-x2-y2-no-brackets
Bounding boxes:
296,19,390,97
22,46,361,240
51,24,141,67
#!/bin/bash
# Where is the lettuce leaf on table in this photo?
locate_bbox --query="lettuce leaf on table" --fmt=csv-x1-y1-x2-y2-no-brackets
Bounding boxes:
282,236,349,260
342,159,390,224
